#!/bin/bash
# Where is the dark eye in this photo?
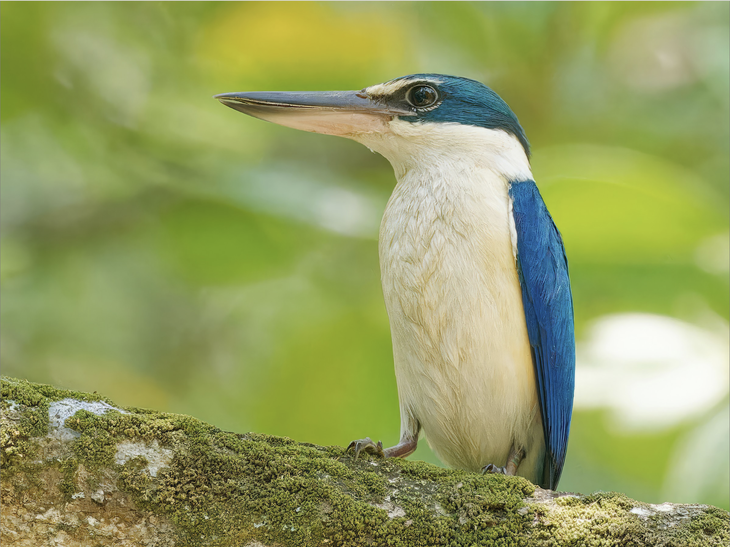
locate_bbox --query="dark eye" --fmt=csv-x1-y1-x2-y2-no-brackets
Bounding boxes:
407,85,439,108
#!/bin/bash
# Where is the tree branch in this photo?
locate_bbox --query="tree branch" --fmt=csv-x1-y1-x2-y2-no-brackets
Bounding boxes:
1,377,727,546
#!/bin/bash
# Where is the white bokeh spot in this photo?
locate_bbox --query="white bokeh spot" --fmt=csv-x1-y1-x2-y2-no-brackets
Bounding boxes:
575,313,729,430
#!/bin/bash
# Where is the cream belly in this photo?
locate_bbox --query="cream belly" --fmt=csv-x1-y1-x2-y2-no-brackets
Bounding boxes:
379,164,545,480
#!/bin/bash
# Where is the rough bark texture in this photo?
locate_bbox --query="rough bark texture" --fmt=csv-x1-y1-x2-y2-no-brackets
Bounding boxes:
1,377,728,546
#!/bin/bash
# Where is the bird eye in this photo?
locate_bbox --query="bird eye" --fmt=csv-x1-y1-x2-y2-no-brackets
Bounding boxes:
406,85,439,108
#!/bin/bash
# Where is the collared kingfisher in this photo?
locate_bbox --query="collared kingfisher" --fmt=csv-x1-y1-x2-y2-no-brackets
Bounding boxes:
216,74,575,490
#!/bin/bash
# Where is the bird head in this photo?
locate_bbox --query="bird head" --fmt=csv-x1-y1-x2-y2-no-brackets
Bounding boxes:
216,74,531,180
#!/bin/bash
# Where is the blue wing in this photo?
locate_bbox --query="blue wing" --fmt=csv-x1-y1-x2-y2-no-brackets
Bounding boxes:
509,180,575,490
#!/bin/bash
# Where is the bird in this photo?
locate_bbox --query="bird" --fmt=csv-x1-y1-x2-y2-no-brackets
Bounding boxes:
215,74,575,490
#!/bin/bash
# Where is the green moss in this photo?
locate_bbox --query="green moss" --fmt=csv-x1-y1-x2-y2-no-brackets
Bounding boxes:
113,425,538,547
72,426,117,469
1,380,51,468
527,501,630,545
43,401,532,546
3,376,728,547
644,505,730,546
1,377,119,470
687,506,730,539
581,491,635,510
525,491,730,547
1,377,112,407
58,458,79,500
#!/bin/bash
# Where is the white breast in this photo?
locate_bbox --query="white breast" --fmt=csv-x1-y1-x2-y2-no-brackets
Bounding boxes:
354,120,544,477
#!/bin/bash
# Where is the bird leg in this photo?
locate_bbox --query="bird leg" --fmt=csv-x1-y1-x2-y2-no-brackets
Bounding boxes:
482,445,525,476
384,437,419,458
347,436,418,460
349,414,420,460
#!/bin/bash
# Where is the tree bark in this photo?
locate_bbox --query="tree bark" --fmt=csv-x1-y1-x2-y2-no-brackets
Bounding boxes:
1,377,727,546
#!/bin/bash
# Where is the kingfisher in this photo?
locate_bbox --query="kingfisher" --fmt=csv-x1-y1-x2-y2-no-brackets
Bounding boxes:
216,74,575,490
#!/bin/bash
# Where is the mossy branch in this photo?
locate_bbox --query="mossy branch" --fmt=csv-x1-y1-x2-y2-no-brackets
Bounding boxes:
1,377,727,546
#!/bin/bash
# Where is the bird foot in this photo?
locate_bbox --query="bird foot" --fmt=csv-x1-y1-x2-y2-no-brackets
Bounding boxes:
347,437,384,459
481,446,525,476
481,463,508,475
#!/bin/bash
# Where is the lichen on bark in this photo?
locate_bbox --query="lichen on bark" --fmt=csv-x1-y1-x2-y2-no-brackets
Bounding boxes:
2,377,728,546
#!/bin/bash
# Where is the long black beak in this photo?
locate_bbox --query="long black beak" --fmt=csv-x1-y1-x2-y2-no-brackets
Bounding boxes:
215,90,413,136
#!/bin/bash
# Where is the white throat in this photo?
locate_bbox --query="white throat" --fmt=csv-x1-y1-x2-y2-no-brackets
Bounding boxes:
352,118,533,184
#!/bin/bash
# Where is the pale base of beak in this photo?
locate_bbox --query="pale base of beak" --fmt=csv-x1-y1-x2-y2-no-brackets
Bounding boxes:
254,109,392,137
219,100,392,137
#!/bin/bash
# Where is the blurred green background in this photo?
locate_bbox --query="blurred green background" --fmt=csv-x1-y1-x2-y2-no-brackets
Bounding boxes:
1,2,728,509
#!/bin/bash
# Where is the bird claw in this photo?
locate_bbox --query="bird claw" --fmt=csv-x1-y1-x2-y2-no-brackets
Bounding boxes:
347,437,385,459
481,463,507,475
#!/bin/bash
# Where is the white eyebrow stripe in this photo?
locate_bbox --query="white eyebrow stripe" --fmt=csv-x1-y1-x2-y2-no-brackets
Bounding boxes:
366,77,444,97
366,80,411,97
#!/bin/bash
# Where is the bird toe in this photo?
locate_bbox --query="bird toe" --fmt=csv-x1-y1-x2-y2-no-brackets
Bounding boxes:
481,463,507,475
347,437,384,459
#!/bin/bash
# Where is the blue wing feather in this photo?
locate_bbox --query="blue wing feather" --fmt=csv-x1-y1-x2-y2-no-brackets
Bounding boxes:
509,180,575,490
